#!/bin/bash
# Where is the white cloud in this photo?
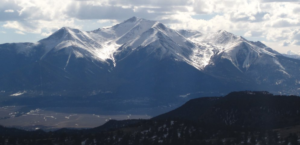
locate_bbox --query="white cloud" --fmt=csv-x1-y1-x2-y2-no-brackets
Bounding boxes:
271,19,300,27
3,19,79,37
4,9,14,13
261,0,300,2
282,41,291,46
97,19,118,25
292,40,300,45
0,0,299,53
244,31,264,37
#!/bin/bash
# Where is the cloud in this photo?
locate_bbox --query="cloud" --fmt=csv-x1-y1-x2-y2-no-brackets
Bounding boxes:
0,0,74,22
271,19,300,27
244,31,264,37
261,0,300,2
286,50,300,55
15,31,25,35
291,29,300,40
292,40,300,45
0,0,79,36
3,19,79,36
108,0,192,7
282,41,291,46
97,19,118,25
66,4,137,20
274,29,300,46
0,0,299,51
0,0,193,37
4,21,41,33
230,12,269,22
65,1,190,20
4,9,14,13
294,7,300,13
167,14,234,32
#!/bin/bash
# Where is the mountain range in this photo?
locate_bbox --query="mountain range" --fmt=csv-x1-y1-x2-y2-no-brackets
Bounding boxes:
1,17,300,115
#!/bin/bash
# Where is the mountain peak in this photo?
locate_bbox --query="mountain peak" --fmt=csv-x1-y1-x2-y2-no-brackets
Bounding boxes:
60,26,71,30
40,27,84,43
217,29,227,33
124,16,139,23
178,29,202,38
56,27,81,34
152,22,167,30
216,30,236,37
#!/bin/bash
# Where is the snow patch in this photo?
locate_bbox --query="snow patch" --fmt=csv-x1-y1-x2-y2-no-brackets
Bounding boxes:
73,50,84,58
179,93,191,98
189,43,215,69
10,91,27,96
276,80,283,85
93,41,120,66
64,52,71,70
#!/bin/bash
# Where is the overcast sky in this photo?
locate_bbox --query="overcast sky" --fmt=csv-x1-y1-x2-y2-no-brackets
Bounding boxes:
0,0,300,54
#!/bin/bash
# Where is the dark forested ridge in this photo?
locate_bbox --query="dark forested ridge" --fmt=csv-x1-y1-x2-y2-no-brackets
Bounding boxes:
1,91,300,145
154,91,300,130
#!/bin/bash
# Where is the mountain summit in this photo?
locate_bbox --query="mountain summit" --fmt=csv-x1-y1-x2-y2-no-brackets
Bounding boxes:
0,17,300,115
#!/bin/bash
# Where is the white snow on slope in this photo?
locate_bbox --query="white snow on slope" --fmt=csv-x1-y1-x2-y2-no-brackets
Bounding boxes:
39,27,121,65
34,17,284,71
120,22,191,51
10,91,27,97
183,29,283,71
113,22,212,69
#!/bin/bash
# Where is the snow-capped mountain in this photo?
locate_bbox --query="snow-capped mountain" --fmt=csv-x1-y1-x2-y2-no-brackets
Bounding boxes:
0,17,300,115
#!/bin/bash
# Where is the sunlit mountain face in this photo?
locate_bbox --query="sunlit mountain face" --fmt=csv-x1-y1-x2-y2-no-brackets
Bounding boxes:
0,17,300,129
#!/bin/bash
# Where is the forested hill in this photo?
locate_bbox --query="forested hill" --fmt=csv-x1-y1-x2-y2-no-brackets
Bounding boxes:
154,91,300,130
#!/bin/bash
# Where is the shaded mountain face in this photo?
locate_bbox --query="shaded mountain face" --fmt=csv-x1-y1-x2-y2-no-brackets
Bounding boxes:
0,17,300,115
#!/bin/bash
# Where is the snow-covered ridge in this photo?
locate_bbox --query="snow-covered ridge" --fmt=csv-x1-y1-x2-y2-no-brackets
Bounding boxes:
17,17,283,71
182,29,282,71
39,26,121,64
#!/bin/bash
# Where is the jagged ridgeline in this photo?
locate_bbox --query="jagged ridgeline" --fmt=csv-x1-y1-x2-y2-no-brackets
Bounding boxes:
0,17,300,115
0,91,300,145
